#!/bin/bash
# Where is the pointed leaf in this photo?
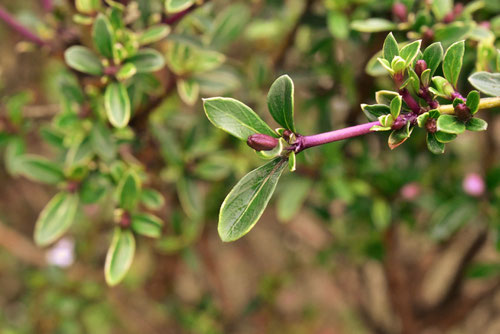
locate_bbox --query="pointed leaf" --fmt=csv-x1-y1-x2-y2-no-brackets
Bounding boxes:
34,192,79,246
92,14,115,58
400,40,421,66
423,42,444,76
443,40,465,87
177,78,200,106
383,32,399,62
105,228,135,286
140,189,165,210
203,97,277,141
390,95,402,118
219,158,287,242
267,75,296,132
17,155,65,184
138,25,171,45
117,170,141,211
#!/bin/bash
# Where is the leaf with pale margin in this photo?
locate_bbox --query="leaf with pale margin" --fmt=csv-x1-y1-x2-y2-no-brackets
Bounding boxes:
468,72,500,96
126,49,165,73
105,82,130,128
105,228,135,286
267,75,296,132
34,192,79,246
443,40,465,87
92,14,114,58
218,158,287,242
203,97,277,141
383,33,399,62
64,46,103,76
423,42,443,76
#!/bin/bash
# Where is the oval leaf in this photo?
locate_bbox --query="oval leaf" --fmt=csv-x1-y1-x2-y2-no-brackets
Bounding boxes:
138,25,171,45
105,82,131,128
105,228,135,286
64,46,103,76
117,170,141,211
267,75,296,132
34,192,79,246
468,72,500,96
165,0,194,13
437,114,466,134
17,155,65,184
203,97,277,141
92,14,115,58
218,158,287,242
126,48,165,73
131,213,163,238
443,40,465,88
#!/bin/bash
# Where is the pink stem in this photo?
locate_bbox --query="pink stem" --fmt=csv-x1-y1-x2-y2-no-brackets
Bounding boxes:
0,5,46,46
296,121,380,152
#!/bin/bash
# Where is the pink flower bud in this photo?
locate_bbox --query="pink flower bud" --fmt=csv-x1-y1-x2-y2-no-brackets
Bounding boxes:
247,134,279,151
392,2,407,22
400,182,420,201
415,60,427,78
463,173,485,197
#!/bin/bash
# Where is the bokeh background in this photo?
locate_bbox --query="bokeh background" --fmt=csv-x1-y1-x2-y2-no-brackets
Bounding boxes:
1,0,500,333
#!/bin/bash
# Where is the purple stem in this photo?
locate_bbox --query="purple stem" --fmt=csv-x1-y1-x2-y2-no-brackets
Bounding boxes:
0,5,46,46
295,121,380,152
399,89,421,114
40,0,53,12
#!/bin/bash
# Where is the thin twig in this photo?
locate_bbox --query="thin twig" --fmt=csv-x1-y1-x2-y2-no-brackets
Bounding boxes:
0,5,46,46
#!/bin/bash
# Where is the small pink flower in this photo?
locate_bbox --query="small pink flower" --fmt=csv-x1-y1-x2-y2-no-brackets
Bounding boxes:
462,173,485,197
400,182,420,201
46,238,75,268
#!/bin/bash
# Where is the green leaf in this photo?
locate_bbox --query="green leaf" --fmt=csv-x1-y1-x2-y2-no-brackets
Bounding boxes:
138,25,171,45
104,82,131,128
125,49,165,73
399,40,421,66
327,11,349,39
64,46,103,76
443,40,465,88
423,42,444,76
383,32,399,62
165,0,194,13
17,155,65,184
140,189,165,210
117,170,141,211
390,95,402,118
176,176,203,220
34,192,79,246
131,213,163,238
90,122,116,161
388,123,412,150
435,131,457,143
350,18,396,33
468,72,500,96
209,4,251,49
92,14,115,59
288,151,296,172
426,132,445,154
267,75,296,132
466,90,480,114
177,78,200,106
4,137,25,176
431,0,453,20
116,63,137,81
466,118,488,131
75,0,100,14
276,178,312,222
105,228,135,286
218,158,287,242
437,114,466,134
372,198,391,231
203,97,277,141
361,104,391,122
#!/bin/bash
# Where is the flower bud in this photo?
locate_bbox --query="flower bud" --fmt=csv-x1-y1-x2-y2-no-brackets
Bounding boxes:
414,60,427,78
425,118,437,133
455,103,471,122
392,2,407,22
247,134,279,151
